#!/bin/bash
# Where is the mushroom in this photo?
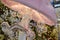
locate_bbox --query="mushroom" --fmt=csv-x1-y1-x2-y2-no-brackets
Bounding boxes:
1,0,57,26
1,0,57,40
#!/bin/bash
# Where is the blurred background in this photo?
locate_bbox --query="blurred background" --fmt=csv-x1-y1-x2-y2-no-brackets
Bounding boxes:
53,0,60,40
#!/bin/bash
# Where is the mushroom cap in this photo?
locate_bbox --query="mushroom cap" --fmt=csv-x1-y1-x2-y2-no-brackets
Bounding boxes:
1,0,57,26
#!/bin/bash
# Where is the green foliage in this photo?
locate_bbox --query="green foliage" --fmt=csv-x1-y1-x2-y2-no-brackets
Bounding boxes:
31,24,58,40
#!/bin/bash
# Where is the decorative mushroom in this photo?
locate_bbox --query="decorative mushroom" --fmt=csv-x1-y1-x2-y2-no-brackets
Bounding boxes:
1,0,57,40
1,0,57,26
